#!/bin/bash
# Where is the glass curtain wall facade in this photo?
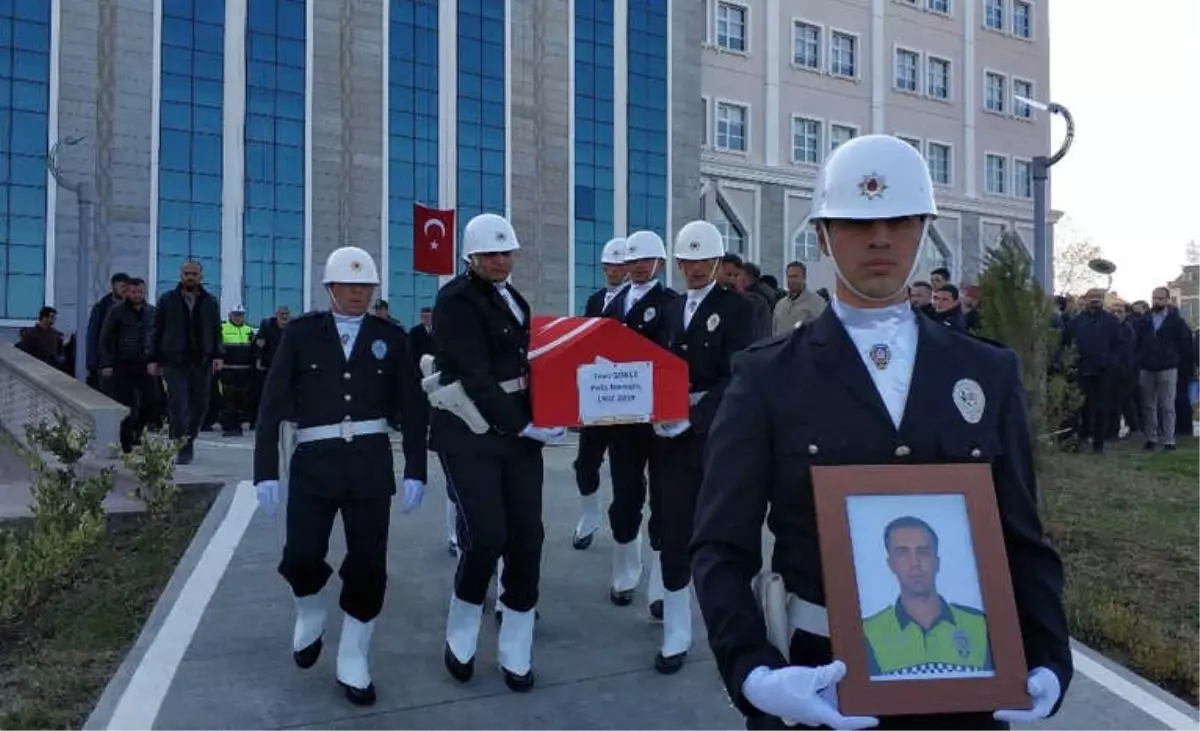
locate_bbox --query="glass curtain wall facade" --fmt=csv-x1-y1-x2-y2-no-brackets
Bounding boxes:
456,0,504,257
572,0,614,314
243,0,305,318
387,0,439,325
626,0,667,281
158,0,225,302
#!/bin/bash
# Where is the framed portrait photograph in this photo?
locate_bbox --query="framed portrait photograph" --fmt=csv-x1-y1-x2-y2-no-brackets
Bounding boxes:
812,464,1031,717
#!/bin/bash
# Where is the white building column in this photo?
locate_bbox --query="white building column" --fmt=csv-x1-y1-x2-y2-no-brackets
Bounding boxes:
221,0,247,313
438,0,458,288
963,0,977,198
612,0,628,237
763,0,779,168
302,0,314,309
380,0,390,299
870,0,885,133
664,0,674,288
567,0,576,311
45,0,61,306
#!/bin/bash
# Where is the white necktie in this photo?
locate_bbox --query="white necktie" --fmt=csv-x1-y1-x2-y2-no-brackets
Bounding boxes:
498,286,525,324
684,299,699,329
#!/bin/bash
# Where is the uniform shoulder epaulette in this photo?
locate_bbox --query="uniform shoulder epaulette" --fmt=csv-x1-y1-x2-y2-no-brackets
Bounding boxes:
290,310,328,326
744,332,791,353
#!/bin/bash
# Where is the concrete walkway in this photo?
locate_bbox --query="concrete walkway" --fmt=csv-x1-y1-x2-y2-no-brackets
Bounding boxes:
84,434,1199,730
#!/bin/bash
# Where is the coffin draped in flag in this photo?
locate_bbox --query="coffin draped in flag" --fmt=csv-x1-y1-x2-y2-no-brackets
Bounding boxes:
413,203,456,275
528,316,689,428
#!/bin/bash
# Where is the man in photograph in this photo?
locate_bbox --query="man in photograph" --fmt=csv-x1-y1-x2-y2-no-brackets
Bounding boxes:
863,516,992,679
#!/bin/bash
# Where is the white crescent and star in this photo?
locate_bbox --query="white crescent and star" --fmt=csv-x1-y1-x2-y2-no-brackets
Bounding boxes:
424,218,446,249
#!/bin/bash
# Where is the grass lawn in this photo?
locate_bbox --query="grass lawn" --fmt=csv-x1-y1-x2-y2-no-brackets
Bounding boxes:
1041,436,1199,705
0,486,220,730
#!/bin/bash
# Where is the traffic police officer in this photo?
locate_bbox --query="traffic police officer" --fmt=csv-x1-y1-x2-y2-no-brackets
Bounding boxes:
690,134,1072,730
218,306,255,436
650,220,753,674
572,237,629,550
429,213,565,693
254,246,429,707
600,230,679,608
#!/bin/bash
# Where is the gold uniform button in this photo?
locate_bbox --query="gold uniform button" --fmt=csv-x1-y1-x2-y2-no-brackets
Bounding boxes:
808,444,819,455
970,448,982,458
894,445,911,457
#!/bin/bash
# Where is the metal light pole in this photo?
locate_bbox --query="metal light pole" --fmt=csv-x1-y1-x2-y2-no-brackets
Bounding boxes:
1017,95,1076,294
46,136,94,383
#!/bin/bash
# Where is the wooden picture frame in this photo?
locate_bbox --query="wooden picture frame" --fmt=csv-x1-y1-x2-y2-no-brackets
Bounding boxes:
812,463,1031,717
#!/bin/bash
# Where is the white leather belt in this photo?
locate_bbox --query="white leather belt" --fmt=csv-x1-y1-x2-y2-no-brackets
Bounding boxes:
688,390,708,406
787,595,830,639
294,418,390,444
500,376,527,394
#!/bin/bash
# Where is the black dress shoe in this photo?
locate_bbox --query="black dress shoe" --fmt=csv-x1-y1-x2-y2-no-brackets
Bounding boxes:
649,600,663,621
444,643,475,682
338,680,376,706
293,636,323,669
572,531,595,550
610,588,634,606
654,651,687,675
503,667,536,692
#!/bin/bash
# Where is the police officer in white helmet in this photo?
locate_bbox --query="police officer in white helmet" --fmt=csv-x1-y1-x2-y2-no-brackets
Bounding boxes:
254,246,429,707
646,220,754,674
429,213,564,693
691,135,1072,729
571,236,629,550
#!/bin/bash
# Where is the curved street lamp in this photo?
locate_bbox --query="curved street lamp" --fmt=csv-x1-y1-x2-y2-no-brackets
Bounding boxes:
1016,95,1076,293
46,136,95,383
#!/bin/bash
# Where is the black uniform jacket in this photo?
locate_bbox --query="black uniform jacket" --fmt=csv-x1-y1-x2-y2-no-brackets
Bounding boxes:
253,311,429,497
601,280,679,344
657,285,754,435
428,272,539,455
690,307,1072,719
584,285,624,318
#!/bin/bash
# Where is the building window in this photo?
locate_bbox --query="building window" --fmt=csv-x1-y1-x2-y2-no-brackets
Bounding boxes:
927,56,950,100
985,154,1007,195
793,226,820,263
458,0,506,271
159,0,225,306
894,49,919,93
1012,0,1031,38
627,0,669,279
897,135,921,151
714,214,746,256
985,71,1006,113
792,21,820,70
830,124,856,151
985,0,1004,30
243,0,305,319
715,2,746,53
927,142,951,185
1014,159,1033,198
574,0,617,312
791,117,821,164
1013,79,1033,118
716,102,747,152
927,0,951,13
830,31,857,78
388,0,439,324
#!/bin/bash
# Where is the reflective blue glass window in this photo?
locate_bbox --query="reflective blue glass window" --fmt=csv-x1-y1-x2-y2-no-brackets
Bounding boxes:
0,0,49,318
157,0,225,303
387,0,439,326
457,0,505,281
626,0,668,285
242,0,305,320
573,0,614,313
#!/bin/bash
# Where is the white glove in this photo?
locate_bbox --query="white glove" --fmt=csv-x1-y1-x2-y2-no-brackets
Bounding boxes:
742,662,879,730
256,480,281,518
519,424,567,444
993,667,1061,723
402,479,426,514
653,419,691,438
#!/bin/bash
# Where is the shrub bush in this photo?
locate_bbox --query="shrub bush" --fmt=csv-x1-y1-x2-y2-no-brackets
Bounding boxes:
116,428,182,521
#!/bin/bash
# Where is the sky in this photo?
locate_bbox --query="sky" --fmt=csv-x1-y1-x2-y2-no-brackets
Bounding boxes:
1048,0,1200,298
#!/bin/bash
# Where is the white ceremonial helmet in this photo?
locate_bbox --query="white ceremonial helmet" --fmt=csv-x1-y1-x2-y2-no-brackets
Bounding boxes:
323,246,380,285
673,220,725,261
623,230,667,262
461,213,520,260
810,134,937,302
600,237,627,265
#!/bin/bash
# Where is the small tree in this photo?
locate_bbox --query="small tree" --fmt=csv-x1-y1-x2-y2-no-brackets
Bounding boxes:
116,427,183,521
978,234,1083,466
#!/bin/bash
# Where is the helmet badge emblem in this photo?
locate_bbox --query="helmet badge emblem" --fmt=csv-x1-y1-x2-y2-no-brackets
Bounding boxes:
495,231,506,241
350,260,363,271
859,173,887,199
688,241,701,251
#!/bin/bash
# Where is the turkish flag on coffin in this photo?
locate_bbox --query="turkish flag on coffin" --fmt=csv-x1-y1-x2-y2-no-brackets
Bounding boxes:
413,203,455,275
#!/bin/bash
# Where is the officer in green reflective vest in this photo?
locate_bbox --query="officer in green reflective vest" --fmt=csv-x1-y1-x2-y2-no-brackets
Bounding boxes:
218,306,255,436
863,516,992,679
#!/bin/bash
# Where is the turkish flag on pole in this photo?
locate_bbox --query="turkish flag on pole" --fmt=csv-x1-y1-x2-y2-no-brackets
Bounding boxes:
413,203,456,275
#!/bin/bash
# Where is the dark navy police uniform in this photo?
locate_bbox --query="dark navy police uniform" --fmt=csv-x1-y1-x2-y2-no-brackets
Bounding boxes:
691,307,1073,730
572,285,623,507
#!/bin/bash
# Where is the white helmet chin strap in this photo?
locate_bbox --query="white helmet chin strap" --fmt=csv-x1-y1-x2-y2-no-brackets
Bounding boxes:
820,218,931,304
